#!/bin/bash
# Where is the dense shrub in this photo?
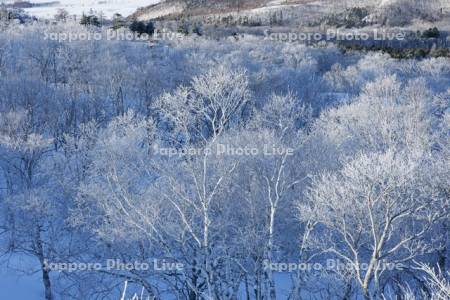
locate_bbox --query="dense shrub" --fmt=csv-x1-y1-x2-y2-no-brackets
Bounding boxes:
320,7,370,28
130,20,155,36
80,14,100,27
421,27,440,39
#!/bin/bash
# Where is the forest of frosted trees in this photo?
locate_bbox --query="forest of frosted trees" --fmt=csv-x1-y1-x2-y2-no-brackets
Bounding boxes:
0,20,449,300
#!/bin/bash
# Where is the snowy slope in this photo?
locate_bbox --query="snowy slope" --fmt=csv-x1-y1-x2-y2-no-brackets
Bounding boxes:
12,0,161,19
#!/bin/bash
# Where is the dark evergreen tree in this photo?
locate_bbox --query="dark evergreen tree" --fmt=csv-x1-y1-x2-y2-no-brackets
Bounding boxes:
112,13,124,30
80,13,100,27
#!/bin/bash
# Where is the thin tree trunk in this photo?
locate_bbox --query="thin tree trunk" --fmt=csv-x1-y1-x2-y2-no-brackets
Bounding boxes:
267,207,277,300
35,227,53,300
362,287,371,300
438,221,448,272
244,275,251,300
41,265,53,300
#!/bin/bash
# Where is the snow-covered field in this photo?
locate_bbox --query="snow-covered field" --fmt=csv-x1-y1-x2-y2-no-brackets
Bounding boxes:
12,0,161,18
0,256,42,300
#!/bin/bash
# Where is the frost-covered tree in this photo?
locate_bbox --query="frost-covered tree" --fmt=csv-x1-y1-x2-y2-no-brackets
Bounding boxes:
303,150,448,300
0,110,56,300
155,64,251,144
0,18,449,300
236,92,312,299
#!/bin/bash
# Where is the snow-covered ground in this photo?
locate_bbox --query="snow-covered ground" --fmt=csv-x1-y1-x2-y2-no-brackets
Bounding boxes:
10,0,161,19
0,256,42,300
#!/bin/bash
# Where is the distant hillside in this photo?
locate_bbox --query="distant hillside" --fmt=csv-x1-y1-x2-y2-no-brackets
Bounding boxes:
131,0,185,21
130,0,450,24
130,0,309,20
365,0,449,26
